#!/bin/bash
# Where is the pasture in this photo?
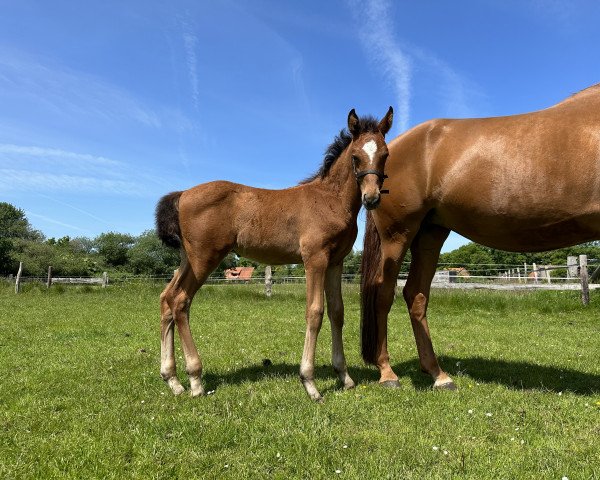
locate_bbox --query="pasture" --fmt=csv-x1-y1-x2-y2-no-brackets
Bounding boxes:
1,282,598,479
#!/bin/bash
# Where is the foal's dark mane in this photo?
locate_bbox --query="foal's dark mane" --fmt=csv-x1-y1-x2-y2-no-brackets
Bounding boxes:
300,115,381,184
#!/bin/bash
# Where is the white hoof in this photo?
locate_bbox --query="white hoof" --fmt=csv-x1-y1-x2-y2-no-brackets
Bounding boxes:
433,377,457,390
189,376,205,397
167,377,185,395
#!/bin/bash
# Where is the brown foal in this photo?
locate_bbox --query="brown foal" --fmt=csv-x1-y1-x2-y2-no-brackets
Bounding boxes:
361,83,600,390
156,107,393,400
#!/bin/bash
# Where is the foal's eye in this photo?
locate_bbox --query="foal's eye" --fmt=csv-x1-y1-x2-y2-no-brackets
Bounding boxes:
352,155,359,165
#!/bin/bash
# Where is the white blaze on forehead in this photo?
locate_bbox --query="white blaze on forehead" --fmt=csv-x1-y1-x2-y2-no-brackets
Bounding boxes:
362,140,378,164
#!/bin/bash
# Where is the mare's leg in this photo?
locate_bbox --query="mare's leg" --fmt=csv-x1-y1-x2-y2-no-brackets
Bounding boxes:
300,254,328,401
324,264,355,390
403,224,455,389
160,268,185,395
373,240,408,387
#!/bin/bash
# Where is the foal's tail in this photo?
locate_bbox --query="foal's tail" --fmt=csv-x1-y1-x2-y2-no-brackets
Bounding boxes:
360,211,382,365
155,191,183,249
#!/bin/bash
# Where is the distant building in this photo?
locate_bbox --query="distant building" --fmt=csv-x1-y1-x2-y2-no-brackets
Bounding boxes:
224,267,255,281
433,268,470,283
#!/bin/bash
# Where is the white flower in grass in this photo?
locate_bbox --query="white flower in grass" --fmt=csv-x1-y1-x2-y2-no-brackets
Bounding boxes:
468,409,473,414
335,469,341,474
485,412,492,417
432,446,439,451
443,450,448,455
562,476,569,480
343,444,348,449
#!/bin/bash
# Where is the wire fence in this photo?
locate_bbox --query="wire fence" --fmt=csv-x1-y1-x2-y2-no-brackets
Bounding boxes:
4,257,599,291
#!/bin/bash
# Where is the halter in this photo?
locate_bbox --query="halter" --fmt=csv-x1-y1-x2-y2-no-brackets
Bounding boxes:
354,168,390,194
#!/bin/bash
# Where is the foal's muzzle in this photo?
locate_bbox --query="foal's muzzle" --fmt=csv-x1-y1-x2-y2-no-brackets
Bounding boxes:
356,169,387,211
362,193,381,210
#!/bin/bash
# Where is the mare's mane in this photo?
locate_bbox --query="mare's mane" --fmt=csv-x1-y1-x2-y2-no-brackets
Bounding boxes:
300,115,381,184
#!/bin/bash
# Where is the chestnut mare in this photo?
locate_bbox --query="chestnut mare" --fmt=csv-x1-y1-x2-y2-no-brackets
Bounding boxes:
361,84,600,390
156,107,393,400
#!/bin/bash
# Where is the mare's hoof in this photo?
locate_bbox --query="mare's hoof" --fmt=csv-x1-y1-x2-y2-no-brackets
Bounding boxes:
380,380,401,389
433,380,457,391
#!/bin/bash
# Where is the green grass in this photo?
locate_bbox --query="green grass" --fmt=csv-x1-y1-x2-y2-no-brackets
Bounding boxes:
0,282,598,479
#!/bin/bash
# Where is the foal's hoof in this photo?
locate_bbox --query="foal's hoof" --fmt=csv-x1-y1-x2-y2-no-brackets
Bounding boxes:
343,380,356,390
166,377,185,396
433,379,457,391
380,380,401,389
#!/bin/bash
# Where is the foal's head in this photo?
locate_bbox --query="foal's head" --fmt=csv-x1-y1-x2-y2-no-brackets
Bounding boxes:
348,106,393,210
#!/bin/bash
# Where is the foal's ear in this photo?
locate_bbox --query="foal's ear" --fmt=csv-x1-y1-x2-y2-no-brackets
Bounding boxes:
347,108,360,138
378,106,394,136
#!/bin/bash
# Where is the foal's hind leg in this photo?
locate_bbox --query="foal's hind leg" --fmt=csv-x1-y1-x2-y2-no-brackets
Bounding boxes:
324,264,355,390
403,224,455,390
162,251,226,396
160,269,185,395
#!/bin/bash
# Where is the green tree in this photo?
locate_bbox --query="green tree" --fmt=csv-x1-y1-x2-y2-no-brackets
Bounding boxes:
0,202,44,274
128,230,180,275
95,232,135,268
0,202,43,241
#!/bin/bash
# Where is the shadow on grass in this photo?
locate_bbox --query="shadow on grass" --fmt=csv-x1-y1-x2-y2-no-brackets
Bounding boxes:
200,356,599,396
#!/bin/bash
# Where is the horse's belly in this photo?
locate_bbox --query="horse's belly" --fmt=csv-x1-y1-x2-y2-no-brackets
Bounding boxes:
435,209,600,252
233,240,302,265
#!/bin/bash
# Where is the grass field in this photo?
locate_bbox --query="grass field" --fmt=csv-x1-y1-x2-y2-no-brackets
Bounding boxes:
1,281,598,479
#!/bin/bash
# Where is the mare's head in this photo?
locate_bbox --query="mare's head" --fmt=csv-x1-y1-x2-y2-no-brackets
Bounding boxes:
348,106,393,210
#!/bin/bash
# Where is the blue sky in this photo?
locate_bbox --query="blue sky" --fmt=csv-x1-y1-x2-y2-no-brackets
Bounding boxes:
1,0,599,252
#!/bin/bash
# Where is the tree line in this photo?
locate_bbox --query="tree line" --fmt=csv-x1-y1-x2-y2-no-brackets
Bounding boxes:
1,202,598,278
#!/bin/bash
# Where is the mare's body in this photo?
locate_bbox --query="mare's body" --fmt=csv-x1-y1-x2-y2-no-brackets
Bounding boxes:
361,85,600,389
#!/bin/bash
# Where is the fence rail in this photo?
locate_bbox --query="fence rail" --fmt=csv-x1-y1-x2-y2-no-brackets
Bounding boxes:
4,256,598,305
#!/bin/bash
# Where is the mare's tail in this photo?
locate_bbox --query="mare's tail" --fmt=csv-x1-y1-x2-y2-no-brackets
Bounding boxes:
360,211,382,365
155,191,183,249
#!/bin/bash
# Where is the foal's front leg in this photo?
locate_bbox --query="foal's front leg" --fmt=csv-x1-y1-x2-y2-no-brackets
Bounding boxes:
325,264,355,390
300,256,328,401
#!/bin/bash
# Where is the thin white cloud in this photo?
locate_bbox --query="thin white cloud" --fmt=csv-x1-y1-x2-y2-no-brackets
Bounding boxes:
37,194,113,227
0,144,121,168
0,49,161,128
409,46,486,118
0,169,145,196
349,0,411,133
0,143,174,196
178,16,200,110
26,212,92,234
349,0,484,126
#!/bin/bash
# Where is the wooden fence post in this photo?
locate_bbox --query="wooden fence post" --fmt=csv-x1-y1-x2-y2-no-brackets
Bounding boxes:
567,256,578,279
265,266,272,298
579,255,589,305
15,262,22,294
47,266,53,289
102,272,108,288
